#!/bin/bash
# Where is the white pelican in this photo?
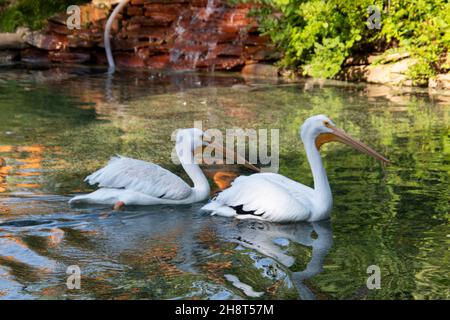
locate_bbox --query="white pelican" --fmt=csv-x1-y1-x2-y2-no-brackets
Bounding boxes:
69,128,258,209
202,115,389,222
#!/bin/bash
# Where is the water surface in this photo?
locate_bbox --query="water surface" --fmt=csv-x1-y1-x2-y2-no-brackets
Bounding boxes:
0,65,448,299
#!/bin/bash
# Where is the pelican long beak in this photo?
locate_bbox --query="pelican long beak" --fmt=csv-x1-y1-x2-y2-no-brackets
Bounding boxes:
199,135,260,172
211,142,261,172
316,126,390,164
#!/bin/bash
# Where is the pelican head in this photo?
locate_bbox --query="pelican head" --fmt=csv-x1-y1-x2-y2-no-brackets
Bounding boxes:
175,128,205,153
301,115,389,164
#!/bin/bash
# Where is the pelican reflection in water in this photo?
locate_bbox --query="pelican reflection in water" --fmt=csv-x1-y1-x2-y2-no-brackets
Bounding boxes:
96,209,334,299
217,219,333,299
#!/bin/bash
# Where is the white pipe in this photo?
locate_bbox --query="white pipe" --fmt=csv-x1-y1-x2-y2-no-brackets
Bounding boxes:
104,0,130,73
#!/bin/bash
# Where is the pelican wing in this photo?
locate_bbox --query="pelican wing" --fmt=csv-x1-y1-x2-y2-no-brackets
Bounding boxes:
203,174,311,222
85,156,192,200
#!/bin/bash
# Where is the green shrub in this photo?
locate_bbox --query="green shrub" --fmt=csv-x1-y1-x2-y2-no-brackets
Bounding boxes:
239,0,450,81
0,0,89,32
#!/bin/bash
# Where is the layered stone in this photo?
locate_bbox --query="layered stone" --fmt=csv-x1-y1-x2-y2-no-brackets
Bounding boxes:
15,0,277,71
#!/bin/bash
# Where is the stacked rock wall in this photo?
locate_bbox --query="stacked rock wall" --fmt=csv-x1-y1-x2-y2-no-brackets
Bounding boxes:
20,0,279,71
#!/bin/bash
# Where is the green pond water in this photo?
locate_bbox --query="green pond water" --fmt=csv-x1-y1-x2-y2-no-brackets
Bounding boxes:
0,65,448,300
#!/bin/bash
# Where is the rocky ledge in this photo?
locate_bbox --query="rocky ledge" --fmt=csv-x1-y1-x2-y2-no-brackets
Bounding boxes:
338,52,450,89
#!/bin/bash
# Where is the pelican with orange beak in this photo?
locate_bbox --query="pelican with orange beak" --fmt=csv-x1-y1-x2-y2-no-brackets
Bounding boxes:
202,115,389,222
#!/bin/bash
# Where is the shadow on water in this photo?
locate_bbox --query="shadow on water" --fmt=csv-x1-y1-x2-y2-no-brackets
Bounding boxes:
0,66,448,299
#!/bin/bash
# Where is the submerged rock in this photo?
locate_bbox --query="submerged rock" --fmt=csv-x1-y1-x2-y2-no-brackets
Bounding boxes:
48,51,92,63
0,50,19,65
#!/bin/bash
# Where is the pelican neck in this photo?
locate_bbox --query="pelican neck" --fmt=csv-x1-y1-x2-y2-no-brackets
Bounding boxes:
302,136,332,202
176,144,210,200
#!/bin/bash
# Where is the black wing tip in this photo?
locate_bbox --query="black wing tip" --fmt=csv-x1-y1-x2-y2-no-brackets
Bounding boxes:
231,204,264,216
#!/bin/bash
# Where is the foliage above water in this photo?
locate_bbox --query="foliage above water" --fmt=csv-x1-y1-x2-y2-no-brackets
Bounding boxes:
238,0,450,81
0,0,89,32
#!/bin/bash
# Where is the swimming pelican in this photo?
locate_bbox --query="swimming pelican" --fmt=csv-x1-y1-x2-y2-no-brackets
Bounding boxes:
202,115,389,222
69,128,258,209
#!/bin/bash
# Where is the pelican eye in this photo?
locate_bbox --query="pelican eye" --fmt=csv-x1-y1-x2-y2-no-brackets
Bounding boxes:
323,121,330,127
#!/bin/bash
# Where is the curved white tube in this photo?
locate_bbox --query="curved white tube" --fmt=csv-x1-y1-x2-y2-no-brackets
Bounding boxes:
104,0,130,73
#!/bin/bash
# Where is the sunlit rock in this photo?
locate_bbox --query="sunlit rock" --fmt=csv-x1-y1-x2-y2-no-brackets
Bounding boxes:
429,73,450,89
0,28,29,50
340,58,418,86
24,32,66,51
242,63,279,79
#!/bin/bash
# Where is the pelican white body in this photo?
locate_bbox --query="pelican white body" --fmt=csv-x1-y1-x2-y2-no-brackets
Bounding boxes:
69,128,210,206
202,115,388,222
